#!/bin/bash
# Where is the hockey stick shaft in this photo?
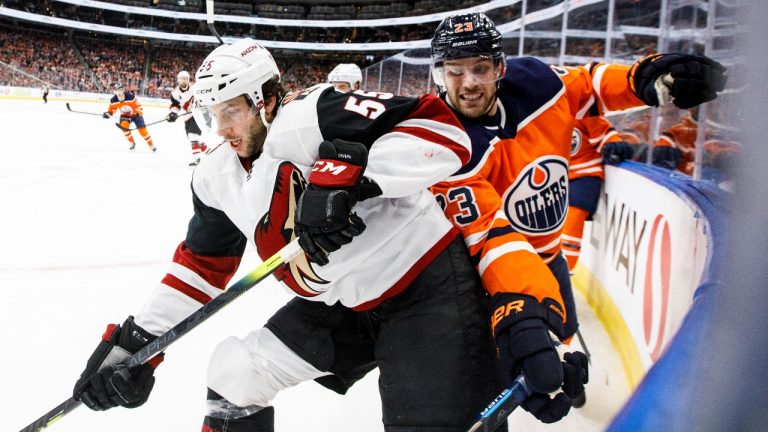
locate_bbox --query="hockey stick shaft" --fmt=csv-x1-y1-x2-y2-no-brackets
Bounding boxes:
206,1,225,45
65,102,104,117
115,113,191,131
466,375,532,432
19,239,303,432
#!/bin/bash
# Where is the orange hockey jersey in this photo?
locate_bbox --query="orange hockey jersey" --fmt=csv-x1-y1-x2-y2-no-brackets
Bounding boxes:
432,58,645,326
569,116,624,181
107,91,144,118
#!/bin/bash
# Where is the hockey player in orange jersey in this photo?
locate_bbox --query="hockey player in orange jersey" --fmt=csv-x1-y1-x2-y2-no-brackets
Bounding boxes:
561,116,634,271
429,12,726,418
103,83,157,152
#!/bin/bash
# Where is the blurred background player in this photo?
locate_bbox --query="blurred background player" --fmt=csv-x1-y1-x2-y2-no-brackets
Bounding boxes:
327,63,362,92
561,116,634,272
103,83,156,152
41,84,49,104
166,70,208,166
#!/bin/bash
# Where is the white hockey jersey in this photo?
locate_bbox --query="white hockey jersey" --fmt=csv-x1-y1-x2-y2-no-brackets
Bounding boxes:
135,84,472,335
169,84,195,122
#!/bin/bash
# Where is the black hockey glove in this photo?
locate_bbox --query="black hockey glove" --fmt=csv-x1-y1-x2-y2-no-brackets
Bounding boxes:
601,141,635,165
166,111,179,122
73,316,164,411
294,139,380,266
652,145,683,170
491,293,588,423
102,112,111,119
629,53,727,109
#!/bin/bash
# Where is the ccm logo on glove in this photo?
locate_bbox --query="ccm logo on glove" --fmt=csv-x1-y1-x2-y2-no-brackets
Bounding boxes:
311,160,362,188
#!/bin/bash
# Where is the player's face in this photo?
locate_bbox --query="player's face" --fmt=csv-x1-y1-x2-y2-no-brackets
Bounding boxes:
211,96,267,158
442,57,502,118
178,76,190,89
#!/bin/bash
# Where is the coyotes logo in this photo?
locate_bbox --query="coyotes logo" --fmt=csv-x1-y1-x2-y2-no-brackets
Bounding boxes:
254,162,329,296
503,156,569,235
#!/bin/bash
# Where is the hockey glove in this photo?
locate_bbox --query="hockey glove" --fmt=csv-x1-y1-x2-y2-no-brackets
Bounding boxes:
652,145,683,170
491,293,588,423
166,111,179,122
73,316,164,411
294,139,380,265
629,53,727,109
601,141,635,165
102,112,111,119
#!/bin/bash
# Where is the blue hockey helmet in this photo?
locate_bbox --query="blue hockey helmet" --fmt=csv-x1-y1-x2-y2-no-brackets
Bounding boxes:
430,12,504,67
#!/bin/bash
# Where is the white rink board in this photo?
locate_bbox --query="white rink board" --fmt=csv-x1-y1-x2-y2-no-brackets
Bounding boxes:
581,165,709,370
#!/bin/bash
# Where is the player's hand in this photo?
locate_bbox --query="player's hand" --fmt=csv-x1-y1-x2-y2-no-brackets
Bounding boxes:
652,145,683,170
102,112,111,119
295,188,366,266
491,293,588,423
294,139,380,265
630,53,727,109
601,141,634,165
73,316,164,411
166,112,179,123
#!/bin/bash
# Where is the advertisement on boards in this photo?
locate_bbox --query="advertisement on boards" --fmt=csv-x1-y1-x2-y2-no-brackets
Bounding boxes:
580,166,709,369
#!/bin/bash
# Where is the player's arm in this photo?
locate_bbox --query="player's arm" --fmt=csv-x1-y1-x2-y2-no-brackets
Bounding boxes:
134,185,247,335
167,93,182,122
583,116,634,164
433,172,586,423
315,89,471,197
72,181,246,411
431,172,567,336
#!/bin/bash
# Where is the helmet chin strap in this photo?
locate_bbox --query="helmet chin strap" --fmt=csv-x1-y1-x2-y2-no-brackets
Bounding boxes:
259,107,271,131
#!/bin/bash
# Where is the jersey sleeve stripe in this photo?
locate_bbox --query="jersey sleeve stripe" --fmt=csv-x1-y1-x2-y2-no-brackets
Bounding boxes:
464,210,508,247
477,241,537,277
171,242,242,289
161,274,212,305
535,236,563,254
570,157,605,170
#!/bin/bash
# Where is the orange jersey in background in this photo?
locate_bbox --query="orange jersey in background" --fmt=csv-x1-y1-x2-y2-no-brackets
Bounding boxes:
107,91,144,118
569,116,623,181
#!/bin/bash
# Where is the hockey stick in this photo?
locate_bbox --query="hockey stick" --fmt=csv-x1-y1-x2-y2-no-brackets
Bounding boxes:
466,375,532,432
19,239,303,432
65,102,104,117
206,0,225,45
114,113,192,131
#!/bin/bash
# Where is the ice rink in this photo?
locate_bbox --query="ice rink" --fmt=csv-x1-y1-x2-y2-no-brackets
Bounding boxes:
1,97,630,431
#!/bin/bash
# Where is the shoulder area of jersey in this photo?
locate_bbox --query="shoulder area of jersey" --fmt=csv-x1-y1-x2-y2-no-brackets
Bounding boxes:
281,83,333,107
191,141,239,179
502,56,563,95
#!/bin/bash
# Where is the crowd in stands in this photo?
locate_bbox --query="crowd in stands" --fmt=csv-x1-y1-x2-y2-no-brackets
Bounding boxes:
0,23,99,92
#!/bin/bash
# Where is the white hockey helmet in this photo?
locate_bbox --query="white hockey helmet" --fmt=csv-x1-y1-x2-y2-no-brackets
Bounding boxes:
177,70,191,84
327,63,362,89
192,38,281,132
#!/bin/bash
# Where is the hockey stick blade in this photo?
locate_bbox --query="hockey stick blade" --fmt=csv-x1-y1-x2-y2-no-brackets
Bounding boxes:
65,103,104,117
18,239,303,432
466,375,532,432
115,112,192,131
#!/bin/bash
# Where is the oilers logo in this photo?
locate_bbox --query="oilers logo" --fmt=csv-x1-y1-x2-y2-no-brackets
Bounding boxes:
503,156,569,235
571,128,582,156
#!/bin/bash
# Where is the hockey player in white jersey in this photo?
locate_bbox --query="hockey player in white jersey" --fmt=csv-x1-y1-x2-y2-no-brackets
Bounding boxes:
327,62,362,92
167,70,208,166
71,38,512,431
